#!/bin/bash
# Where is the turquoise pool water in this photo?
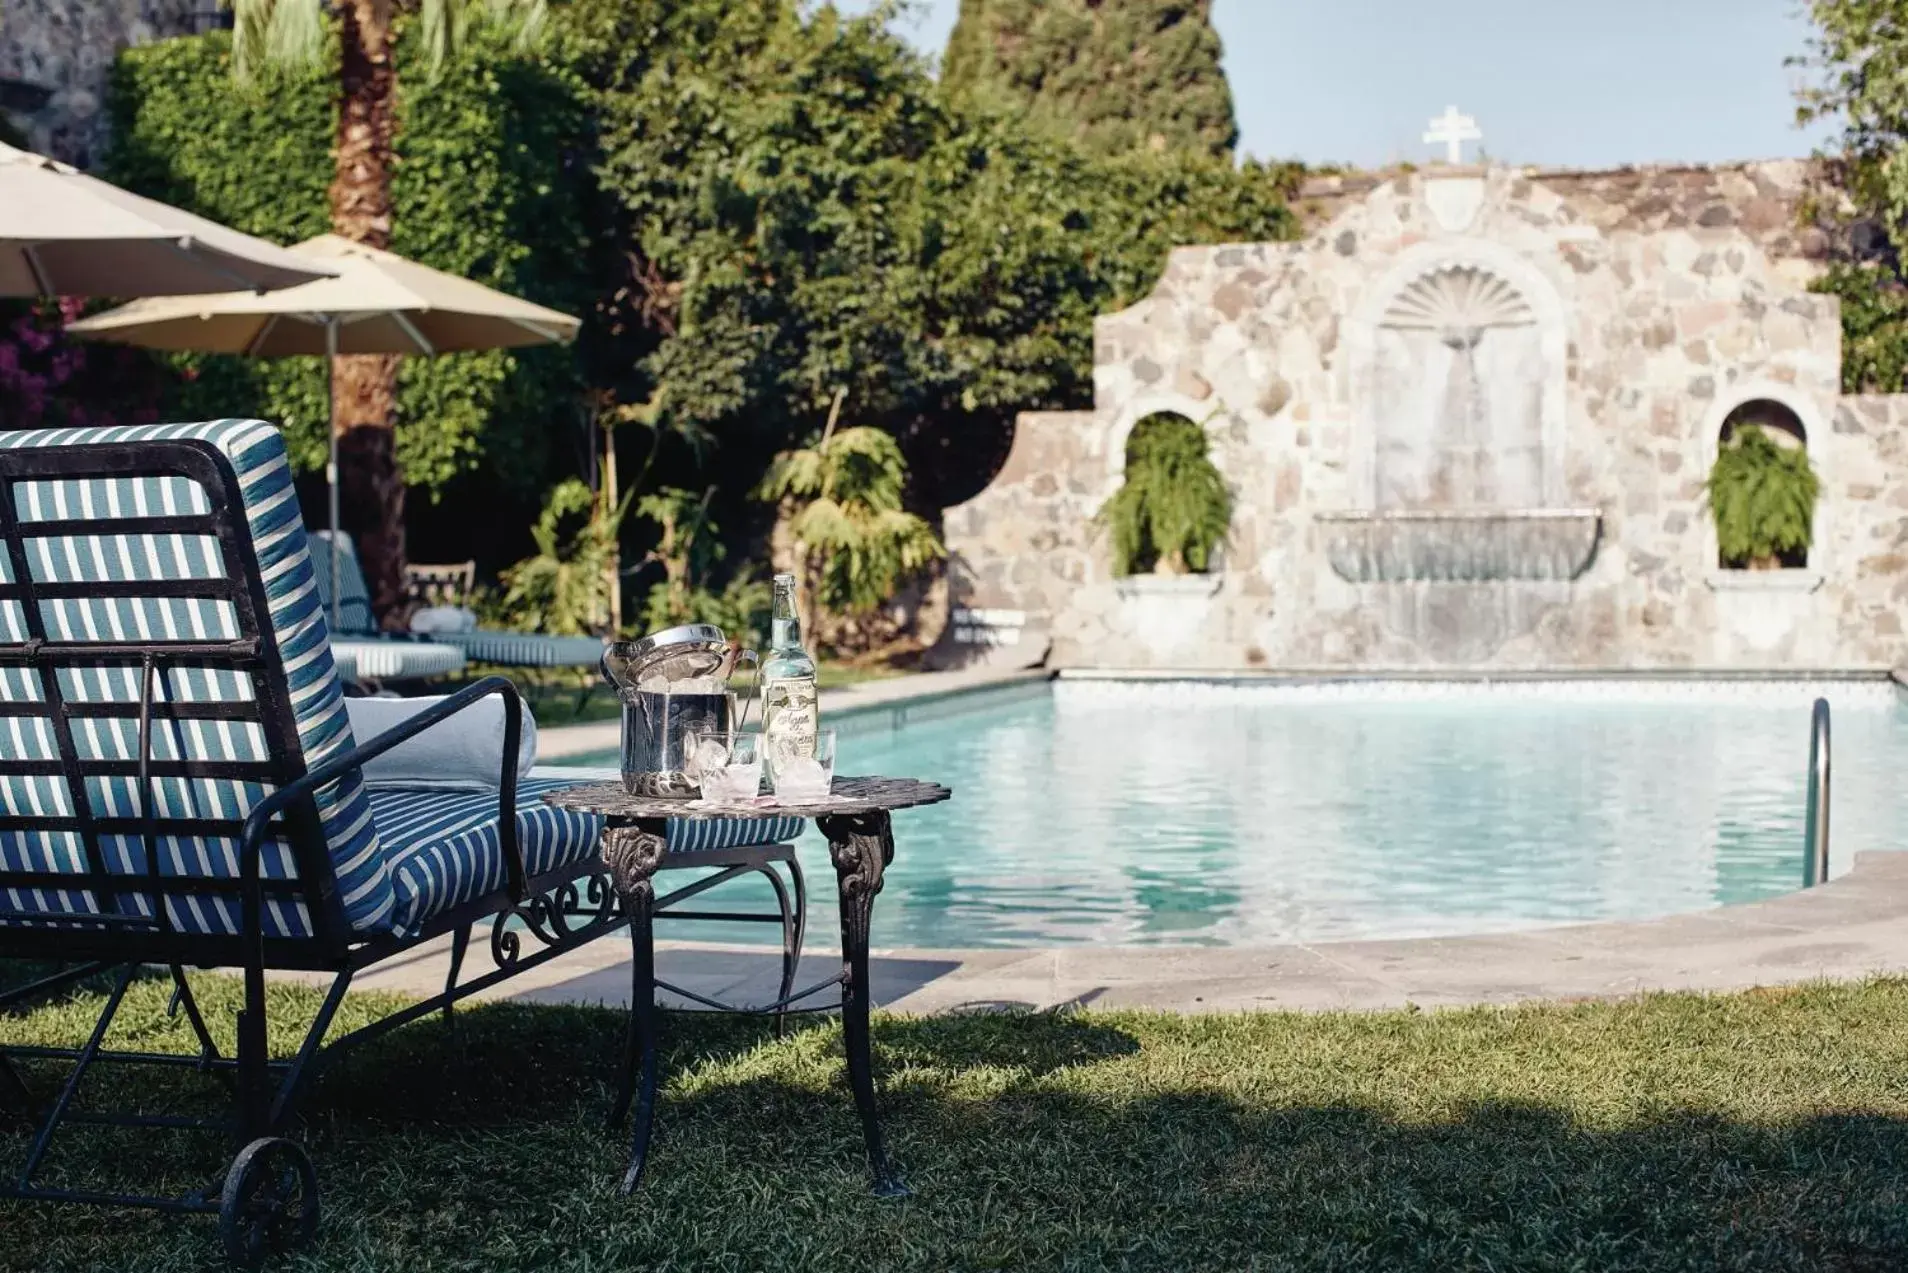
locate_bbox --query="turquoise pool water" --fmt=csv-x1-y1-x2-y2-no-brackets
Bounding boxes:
571,678,1908,948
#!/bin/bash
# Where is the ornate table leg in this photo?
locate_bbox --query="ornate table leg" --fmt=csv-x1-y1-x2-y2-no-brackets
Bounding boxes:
602,817,667,1196
818,810,908,1197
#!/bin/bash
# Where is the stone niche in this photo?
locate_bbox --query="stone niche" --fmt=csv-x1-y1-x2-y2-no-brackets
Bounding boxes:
944,158,1908,671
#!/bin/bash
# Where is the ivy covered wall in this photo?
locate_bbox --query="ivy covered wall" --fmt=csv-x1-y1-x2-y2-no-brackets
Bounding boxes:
104,24,607,503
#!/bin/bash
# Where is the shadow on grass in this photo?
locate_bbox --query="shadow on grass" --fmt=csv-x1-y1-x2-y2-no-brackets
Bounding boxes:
4,985,1908,1271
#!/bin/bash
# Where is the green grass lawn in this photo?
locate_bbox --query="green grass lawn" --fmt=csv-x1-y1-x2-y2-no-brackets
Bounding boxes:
7,974,1908,1271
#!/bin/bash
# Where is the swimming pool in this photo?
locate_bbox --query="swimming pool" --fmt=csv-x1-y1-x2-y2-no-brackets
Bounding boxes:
571,676,1908,949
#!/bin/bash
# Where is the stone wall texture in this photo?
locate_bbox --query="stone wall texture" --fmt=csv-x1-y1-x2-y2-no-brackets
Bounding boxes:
1,0,201,166
944,162,1908,671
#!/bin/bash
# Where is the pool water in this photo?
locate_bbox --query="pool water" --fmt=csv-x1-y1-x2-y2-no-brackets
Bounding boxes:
586,679,1908,949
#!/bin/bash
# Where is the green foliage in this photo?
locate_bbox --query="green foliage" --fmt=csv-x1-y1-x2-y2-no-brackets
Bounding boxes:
757,426,943,616
1797,3,1908,391
108,0,1298,591
632,486,772,643
580,0,1298,510
1705,426,1821,568
639,575,773,646
495,479,627,634
1813,261,1908,392
1797,2,1908,223
944,0,1237,159
104,23,602,497
1097,412,1232,576
224,0,547,81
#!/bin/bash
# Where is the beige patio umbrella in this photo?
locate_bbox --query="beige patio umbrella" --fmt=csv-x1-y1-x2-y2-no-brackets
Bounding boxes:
68,234,582,622
0,142,336,296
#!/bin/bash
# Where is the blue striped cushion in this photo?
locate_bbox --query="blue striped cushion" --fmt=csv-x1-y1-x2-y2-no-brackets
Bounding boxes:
667,813,807,854
0,421,395,937
372,776,805,931
308,530,377,636
434,630,605,668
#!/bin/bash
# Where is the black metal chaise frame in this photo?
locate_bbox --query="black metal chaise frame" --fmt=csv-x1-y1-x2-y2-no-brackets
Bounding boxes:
0,437,805,1265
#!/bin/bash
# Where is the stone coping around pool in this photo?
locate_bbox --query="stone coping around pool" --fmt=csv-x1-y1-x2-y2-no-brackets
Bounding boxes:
535,666,1054,761
285,849,1908,1016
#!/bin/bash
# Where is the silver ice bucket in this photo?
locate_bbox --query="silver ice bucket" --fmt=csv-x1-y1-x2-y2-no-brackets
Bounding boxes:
602,623,757,799
617,690,734,799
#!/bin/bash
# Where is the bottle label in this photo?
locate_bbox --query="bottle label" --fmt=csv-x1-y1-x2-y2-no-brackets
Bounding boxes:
763,675,818,770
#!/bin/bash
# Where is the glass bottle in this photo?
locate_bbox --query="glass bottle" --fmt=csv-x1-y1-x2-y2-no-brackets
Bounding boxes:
761,572,819,781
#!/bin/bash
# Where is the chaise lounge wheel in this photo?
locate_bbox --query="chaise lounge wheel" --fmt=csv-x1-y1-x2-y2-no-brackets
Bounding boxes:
219,1136,320,1268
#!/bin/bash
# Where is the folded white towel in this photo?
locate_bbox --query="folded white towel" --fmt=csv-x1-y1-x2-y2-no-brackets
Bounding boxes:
410,605,479,635
343,693,537,791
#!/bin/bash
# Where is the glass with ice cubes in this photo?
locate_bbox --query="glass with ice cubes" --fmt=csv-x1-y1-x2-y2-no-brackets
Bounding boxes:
770,729,836,801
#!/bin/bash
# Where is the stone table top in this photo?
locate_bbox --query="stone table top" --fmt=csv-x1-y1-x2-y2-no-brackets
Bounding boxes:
543,776,951,822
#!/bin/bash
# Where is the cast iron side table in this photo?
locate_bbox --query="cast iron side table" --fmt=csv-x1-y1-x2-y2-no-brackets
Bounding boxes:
544,776,951,1197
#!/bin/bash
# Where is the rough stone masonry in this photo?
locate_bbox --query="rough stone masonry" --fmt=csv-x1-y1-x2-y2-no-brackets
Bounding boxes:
945,159,1908,671
1,0,201,168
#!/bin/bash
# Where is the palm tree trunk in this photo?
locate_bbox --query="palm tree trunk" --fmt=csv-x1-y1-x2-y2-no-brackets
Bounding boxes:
331,0,407,627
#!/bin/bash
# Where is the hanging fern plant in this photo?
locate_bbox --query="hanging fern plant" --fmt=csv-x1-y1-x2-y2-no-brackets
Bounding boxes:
1096,412,1233,576
1705,425,1821,570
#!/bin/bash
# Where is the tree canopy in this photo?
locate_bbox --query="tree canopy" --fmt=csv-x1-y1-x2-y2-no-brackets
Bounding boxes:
1798,0,1908,391
99,0,1298,612
942,0,1237,159
579,0,1293,513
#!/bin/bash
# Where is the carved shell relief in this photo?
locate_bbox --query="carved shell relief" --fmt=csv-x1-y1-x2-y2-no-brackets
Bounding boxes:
1379,265,1534,335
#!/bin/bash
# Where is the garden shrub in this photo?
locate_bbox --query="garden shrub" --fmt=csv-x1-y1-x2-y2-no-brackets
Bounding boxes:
104,23,604,500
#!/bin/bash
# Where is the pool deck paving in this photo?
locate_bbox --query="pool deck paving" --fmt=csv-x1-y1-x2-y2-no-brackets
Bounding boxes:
288,849,1908,1015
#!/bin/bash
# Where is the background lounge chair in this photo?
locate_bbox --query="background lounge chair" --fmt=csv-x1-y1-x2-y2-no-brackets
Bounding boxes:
304,530,470,689
316,531,606,700
0,420,803,1263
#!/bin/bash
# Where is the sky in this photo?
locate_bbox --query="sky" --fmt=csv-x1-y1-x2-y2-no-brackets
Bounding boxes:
837,0,1837,169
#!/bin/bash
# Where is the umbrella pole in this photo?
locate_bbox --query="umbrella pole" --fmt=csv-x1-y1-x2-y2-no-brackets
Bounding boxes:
325,319,342,631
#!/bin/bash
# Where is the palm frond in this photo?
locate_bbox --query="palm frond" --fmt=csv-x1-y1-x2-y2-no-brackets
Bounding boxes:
764,415,944,619
756,448,827,502
226,0,318,81
418,0,549,80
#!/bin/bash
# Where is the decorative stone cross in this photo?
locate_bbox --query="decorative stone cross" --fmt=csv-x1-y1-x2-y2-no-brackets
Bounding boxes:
1423,105,1482,164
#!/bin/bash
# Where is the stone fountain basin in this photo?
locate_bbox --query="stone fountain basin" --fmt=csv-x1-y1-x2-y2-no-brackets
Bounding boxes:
1317,508,1602,583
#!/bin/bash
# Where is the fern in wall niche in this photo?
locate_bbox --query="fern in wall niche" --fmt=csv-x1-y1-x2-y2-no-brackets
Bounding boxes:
1705,425,1820,570
1097,412,1233,577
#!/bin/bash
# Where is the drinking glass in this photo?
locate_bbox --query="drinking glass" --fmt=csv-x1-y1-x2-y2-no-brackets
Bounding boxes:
704,731,763,804
771,729,836,801
682,728,731,786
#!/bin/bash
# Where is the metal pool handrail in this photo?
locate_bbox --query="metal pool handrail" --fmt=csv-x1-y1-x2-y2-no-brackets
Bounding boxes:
1803,697,1832,887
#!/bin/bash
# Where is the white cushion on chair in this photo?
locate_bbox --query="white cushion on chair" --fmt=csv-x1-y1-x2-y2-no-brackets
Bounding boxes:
344,694,537,791
410,605,478,635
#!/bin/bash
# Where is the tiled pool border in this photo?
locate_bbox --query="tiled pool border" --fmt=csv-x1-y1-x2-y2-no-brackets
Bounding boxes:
1056,668,1905,708
547,664,1908,761
840,669,1908,738
830,672,1054,738
316,848,1908,1015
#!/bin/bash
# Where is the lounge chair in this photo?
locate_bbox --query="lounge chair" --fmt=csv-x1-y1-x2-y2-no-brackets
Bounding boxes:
0,420,804,1263
404,558,476,608
307,531,471,689
316,531,606,684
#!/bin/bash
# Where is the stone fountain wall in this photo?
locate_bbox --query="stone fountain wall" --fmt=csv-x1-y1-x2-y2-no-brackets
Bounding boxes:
0,0,201,167
943,161,1908,671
